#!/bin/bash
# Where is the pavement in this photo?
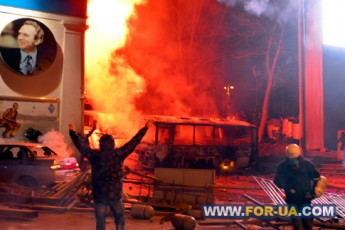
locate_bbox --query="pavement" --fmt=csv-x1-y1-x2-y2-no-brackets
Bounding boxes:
0,210,245,230
0,211,170,230
1,209,333,230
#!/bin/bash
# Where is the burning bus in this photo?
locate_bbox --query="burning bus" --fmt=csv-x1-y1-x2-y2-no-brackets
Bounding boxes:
136,115,258,173
84,110,258,172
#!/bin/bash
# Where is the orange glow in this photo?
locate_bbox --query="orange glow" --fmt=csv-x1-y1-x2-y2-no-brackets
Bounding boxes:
85,0,223,138
85,0,146,137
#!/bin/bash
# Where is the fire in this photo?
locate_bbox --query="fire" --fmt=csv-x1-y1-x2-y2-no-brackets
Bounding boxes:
86,0,140,53
85,0,224,139
85,0,146,137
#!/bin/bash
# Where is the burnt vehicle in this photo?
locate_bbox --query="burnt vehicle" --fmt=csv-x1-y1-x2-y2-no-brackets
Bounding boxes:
0,141,80,189
136,115,258,172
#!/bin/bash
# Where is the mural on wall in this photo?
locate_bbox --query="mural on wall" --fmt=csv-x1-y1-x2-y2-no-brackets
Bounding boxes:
0,102,21,138
0,96,59,140
0,18,57,77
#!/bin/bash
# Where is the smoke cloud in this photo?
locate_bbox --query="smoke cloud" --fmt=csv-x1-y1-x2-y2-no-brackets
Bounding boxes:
218,0,275,16
85,0,226,138
117,0,225,117
218,0,297,25
38,130,74,157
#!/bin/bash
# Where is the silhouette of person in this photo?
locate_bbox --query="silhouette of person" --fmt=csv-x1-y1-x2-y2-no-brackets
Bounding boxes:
69,121,152,230
274,144,321,230
338,132,345,148
338,131,345,164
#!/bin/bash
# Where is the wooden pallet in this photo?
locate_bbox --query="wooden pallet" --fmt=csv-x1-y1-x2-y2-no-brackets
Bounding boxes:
1,170,88,212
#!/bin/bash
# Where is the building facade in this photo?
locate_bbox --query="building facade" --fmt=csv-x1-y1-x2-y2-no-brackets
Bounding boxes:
0,1,87,139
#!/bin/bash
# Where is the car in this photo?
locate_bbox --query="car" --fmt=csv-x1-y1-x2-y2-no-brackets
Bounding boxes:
0,141,80,189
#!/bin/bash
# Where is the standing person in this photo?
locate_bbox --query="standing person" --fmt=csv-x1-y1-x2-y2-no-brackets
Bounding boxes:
0,20,52,76
1,102,21,138
337,131,345,164
69,121,151,230
274,144,321,230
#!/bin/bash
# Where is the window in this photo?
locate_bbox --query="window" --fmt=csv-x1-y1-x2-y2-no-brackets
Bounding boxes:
195,125,214,146
215,126,252,146
174,125,194,145
157,127,171,145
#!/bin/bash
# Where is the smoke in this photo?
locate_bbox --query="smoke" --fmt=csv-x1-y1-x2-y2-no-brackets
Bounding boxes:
218,0,275,16
85,0,224,138
38,130,74,157
116,0,224,117
218,0,297,24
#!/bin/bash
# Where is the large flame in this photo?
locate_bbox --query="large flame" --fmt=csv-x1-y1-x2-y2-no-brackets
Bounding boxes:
85,0,146,137
85,0,225,138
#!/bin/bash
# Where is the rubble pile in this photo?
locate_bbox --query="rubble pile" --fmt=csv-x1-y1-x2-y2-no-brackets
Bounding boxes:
0,170,88,214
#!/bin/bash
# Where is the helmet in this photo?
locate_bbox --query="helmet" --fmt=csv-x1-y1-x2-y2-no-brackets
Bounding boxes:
99,134,115,151
286,144,301,158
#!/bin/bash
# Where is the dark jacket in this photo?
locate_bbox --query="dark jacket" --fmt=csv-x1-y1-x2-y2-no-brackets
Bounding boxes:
0,47,54,75
69,126,148,203
274,156,320,206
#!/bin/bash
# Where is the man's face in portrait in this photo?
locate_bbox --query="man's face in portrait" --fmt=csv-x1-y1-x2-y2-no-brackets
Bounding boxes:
18,24,41,53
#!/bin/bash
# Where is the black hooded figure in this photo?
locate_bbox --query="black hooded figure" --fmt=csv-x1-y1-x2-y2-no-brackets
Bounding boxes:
69,121,151,230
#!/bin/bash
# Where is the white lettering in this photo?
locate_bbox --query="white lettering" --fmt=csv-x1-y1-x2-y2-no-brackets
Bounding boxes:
202,205,243,217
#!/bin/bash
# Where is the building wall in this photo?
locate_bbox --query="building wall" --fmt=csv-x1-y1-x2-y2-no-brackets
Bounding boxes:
0,3,87,140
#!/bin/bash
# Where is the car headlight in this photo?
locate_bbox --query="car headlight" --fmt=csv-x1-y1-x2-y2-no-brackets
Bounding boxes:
220,159,235,171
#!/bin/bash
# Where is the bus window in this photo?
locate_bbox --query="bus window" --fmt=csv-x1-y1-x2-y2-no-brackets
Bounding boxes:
215,127,232,146
215,126,252,146
174,125,194,145
157,127,171,145
195,125,214,146
231,127,252,144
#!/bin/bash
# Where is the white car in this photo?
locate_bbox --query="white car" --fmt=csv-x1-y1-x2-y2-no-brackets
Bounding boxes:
0,141,80,189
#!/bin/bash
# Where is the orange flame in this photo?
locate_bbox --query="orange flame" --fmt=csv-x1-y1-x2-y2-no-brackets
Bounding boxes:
85,0,224,139
85,0,146,137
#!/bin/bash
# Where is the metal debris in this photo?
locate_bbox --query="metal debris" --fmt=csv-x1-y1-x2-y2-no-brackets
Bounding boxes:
253,176,345,225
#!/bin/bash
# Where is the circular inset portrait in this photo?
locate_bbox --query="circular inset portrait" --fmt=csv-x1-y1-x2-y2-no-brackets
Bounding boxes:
0,18,57,77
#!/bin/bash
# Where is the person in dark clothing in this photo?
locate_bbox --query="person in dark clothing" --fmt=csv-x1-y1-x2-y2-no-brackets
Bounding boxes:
69,121,151,230
338,131,345,164
274,144,321,230
337,131,345,150
70,120,97,170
